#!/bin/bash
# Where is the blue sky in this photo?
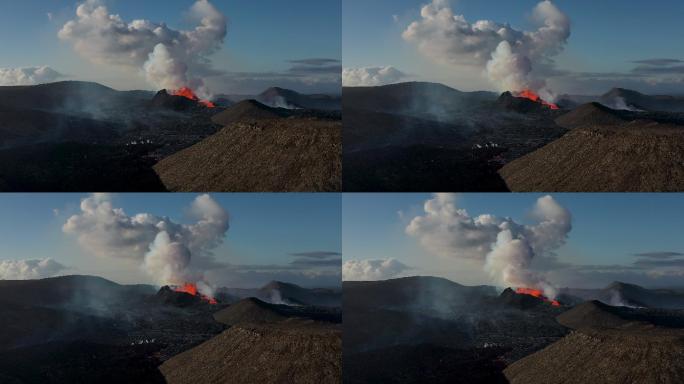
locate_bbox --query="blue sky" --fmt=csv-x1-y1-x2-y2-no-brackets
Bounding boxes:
0,0,341,94
343,0,684,94
343,193,684,288
0,193,341,288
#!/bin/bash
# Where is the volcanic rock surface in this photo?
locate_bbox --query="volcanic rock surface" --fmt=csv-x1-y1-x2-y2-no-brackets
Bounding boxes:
343,276,569,383
210,99,286,125
343,82,568,192
160,321,341,384
499,119,684,191
504,294,684,384
153,116,341,192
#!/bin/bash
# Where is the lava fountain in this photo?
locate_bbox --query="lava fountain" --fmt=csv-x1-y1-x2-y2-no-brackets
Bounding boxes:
173,87,216,108
516,287,560,307
516,89,559,110
174,282,218,304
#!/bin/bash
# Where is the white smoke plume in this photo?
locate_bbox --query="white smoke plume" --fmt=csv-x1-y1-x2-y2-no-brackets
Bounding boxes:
0,66,63,86
342,66,408,87
58,0,227,97
342,258,411,281
406,194,571,298
0,258,67,280
63,193,229,291
402,0,570,97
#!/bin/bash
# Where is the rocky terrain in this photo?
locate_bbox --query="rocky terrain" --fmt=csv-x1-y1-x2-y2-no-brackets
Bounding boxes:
343,82,567,192
154,111,341,192
0,81,341,192
344,276,684,383
344,82,684,192
0,275,341,384
505,300,684,384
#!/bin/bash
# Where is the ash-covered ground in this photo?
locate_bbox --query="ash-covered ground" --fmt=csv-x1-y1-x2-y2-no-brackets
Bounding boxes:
0,275,341,384
0,81,341,192
343,82,684,192
343,276,684,384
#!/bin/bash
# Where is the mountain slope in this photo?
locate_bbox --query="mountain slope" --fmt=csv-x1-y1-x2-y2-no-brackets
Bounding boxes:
600,88,684,113
555,102,628,129
211,99,285,126
257,87,341,111
154,118,341,192
499,122,684,192
160,323,341,384
504,327,684,384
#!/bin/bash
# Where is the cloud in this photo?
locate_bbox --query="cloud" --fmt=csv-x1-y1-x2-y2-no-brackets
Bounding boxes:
288,59,341,66
290,258,342,267
402,0,570,95
289,251,341,259
213,68,341,95
406,194,571,297
342,258,412,281
631,59,683,66
205,264,341,288
342,66,409,86
58,0,227,97
0,66,63,86
63,193,229,289
0,259,68,280
633,252,684,259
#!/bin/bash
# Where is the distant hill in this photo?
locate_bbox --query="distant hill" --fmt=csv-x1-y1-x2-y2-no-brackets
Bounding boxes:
600,87,684,113
219,281,342,307
257,87,341,111
213,297,341,326
499,121,684,192
0,275,155,308
343,82,496,121
561,282,684,309
210,99,286,126
343,276,497,311
153,117,341,192
160,323,341,384
0,81,151,112
554,102,628,129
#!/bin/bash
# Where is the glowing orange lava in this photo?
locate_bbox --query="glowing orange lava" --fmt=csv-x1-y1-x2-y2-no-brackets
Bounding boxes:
516,89,559,110
174,283,218,304
172,87,216,108
516,287,560,307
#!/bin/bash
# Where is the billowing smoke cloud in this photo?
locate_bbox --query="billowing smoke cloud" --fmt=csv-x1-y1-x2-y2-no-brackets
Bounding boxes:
63,193,229,291
0,66,63,86
406,194,571,298
343,258,411,281
342,66,409,87
0,258,67,280
402,0,570,97
58,0,227,97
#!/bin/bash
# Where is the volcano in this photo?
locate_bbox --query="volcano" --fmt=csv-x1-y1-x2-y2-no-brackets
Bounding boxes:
172,87,215,108
173,283,217,305
516,89,559,110
515,288,561,307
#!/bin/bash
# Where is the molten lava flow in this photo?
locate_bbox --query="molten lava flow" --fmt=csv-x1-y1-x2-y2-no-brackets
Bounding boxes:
172,87,216,108
516,287,560,307
516,89,559,110
174,283,218,305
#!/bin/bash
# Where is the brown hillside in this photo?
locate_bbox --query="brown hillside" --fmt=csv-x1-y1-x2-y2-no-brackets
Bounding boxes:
555,102,627,129
153,118,341,192
212,298,286,326
499,122,684,192
504,327,684,384
211,100,284,126
159,323,341,384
